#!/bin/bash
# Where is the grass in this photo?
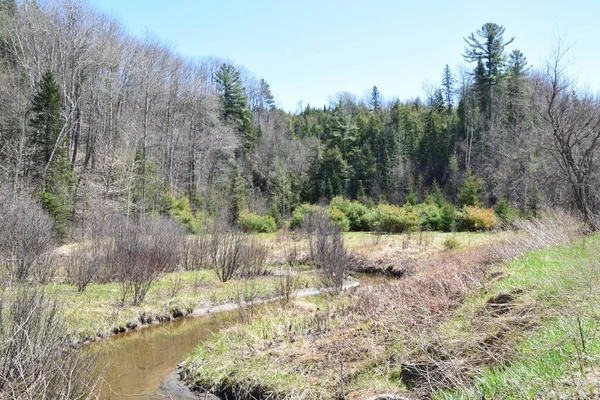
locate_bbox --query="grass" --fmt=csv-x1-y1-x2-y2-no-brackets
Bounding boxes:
50,230,503,340
181,215,585,399
49,268,319,339
432,236,600,399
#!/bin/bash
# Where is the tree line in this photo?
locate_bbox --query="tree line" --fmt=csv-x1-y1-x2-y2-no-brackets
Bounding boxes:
0,0,599,238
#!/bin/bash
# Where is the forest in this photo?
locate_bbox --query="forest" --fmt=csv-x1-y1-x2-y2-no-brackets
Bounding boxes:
1,0,598,240
1,0,600,399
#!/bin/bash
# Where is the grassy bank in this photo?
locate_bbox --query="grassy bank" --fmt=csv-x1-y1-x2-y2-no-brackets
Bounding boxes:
433,235,600,399
48,230,502,341
181,217,585,399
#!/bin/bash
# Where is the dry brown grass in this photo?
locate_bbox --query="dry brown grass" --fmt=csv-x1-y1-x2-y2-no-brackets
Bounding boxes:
184,213,583,399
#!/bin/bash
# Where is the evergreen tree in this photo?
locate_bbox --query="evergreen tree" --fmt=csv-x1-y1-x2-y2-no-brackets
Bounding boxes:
258,78,275,111
370,85,381,111
463,23,514,117
29,70,73,238
442,64,454,112
214,64,255,153
456,171,483,207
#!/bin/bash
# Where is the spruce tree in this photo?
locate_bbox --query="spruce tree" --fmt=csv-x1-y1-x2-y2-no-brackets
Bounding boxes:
214,63,254,153
442,65,454,112
29,70,73,238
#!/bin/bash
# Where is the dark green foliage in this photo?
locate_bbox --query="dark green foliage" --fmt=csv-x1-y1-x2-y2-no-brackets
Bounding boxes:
228,167,245,225
463,23,514,116
495,198,516,225
526,182,541,218
457,171,483,207
215,63,254,152
29,71,73,238
440,203,457,232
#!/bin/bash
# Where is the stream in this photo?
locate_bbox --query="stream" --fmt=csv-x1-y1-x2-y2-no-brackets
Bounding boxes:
91,312,235,399
89,282,363,399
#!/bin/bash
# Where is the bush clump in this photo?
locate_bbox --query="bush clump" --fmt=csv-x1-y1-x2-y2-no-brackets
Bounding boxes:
168,194,204,233
326,207,350,232
460,206,497,231
289,203,320,230
238,211,277,233
328,196,368,231
364,204,419,233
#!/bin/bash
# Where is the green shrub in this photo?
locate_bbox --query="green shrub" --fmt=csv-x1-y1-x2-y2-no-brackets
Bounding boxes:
328,196,368,231
494,199,517,226
412,203,443,231
442,235,461,249
440,203,457,232
289,203,320,230
168,194,204,233
365,204,419,233
459,206,497,231
327,207,350,232
238,211,277,233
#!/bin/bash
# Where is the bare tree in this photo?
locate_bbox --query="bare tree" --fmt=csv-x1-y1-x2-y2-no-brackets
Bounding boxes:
208,222,250,283
0,286,98,399
533,38,600,229
305,210,351,292
0,190,55,282
111,217,184,305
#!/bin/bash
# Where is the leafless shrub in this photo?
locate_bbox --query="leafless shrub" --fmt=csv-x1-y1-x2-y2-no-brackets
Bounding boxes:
66,240,105,292
276,246,300,304
110,217,184,306
0,286,98,398
0,192,55,283
208,221,251,283
183,236,210,271
164,274,185,298
305,210,351,292
243,238,271,276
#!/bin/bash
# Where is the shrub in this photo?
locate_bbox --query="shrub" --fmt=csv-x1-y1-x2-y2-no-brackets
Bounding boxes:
442,235,462,249
289,203,320,230
365,204,419,233
305,211,350,292
110,217,184,305
327,207,350,232
183,236,210,271
459,206,497,231
238,211,277,233
0,192,55,282
168,194,204,233
0,287,96,397
495,199,517,226
412,203,443,231
440,203,457,232
328,196,368,231
208,222,252,283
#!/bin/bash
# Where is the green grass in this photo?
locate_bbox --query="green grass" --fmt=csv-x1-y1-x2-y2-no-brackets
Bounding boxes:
49,267,319,339
433,236,600,399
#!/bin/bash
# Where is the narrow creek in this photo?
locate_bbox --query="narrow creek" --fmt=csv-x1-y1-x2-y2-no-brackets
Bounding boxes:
90,311,235,399
89,281,368,399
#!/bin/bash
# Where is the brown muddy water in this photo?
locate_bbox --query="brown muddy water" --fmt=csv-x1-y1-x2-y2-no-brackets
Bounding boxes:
90,312,235,399
88,281,365,399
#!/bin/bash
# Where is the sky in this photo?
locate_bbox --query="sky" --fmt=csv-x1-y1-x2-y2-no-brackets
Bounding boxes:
88,0,598,112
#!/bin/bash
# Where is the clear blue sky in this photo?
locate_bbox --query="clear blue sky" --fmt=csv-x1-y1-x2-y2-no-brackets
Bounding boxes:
88,0,598,112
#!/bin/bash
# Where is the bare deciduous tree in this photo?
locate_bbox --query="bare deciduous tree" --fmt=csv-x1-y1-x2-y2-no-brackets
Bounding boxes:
0,286,98,399
533,38,600,230
0,191,55,282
